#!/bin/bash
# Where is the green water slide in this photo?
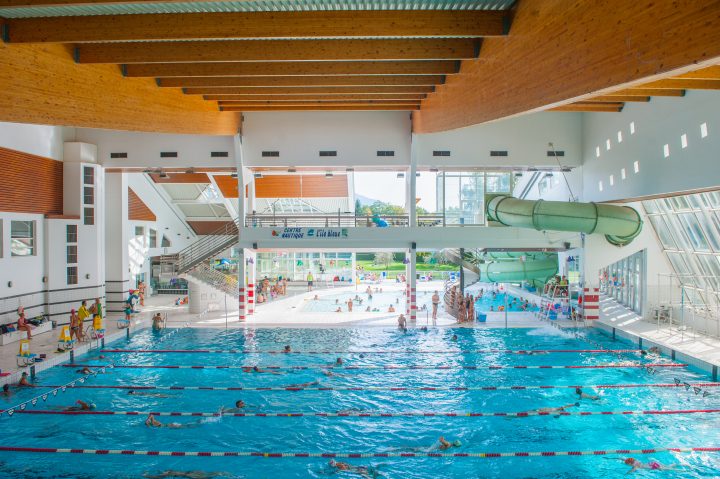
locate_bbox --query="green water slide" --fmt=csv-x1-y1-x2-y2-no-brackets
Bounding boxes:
478,255,558,285
487,196,642,246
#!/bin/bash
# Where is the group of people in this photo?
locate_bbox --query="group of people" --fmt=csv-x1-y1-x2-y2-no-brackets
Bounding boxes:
257,276,288,303
447,286,477,322
68,298,103,342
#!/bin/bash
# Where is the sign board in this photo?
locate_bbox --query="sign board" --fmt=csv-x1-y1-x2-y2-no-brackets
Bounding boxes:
270,228,349,239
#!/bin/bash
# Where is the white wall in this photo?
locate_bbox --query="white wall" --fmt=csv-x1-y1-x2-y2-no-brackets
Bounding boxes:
582,90,720,202
242,111,412,168
0,121,74,160
414,112,583,168
74,128,235,168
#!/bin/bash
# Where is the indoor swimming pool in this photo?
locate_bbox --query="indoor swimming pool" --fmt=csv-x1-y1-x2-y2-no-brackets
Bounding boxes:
1,326,719,478
301,290,435,313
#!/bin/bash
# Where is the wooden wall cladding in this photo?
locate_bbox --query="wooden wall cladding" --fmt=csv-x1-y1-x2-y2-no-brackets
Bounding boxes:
413,0,720,133
188,220,238,235
0,42,240,135
0,146,63,215
255,175,348,198
214,175,241,198
128,188,156,221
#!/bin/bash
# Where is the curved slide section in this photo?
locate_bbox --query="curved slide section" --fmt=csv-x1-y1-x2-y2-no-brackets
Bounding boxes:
478,256,558,285
487,196,642,246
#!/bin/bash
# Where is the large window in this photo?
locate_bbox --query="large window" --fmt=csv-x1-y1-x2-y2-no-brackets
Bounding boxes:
643,191,720,313
149,228,157,248
599,250,645,314
11,220,35,256
435,171,511,226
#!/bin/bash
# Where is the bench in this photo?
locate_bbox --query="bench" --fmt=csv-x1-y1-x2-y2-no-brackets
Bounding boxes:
0,321,53,346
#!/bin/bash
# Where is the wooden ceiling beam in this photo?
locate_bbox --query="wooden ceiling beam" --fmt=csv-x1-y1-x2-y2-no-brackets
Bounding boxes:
609,88,686,97
6,10,507,43
550,102,624,113
206,94,427,101
586,95,650,102
413,0,720,133
75,38,480,64
187,86,435,95
124,61,461,78
673,65,720,80
218,100,421,106
220,105,420,111
635,78,720,90
159,75,443,88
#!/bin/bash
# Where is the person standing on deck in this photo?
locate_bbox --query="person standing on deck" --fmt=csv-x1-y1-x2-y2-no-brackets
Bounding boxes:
431,291,440,320
307,271,314,291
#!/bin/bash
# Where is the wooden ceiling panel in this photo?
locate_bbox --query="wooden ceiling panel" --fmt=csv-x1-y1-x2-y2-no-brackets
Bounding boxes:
256,176,302,198
550,102,624,113
633,78,720,90
301,175,348,198
205,94,427,101
7,11,506,43
124,61,461,78
213,175,240,199
75,39,480,64
187,220,238,235
221,105,419,111
159,75,443,88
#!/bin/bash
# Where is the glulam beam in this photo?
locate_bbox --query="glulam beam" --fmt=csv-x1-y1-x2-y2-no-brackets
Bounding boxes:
159,75,443,88
550,102,624,113
186,86,435,95
76,38,480,64
6,10,507,43
220,105,420,111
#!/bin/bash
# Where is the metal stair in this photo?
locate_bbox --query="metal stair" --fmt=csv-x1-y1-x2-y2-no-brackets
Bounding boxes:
181,262,239,298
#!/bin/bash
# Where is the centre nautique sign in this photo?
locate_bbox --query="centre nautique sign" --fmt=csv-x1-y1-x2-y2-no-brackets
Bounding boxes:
270,227,349,239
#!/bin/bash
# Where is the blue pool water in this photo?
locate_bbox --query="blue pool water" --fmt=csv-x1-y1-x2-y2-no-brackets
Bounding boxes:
1,326,719,478
302,290,436,313
474,292,540,313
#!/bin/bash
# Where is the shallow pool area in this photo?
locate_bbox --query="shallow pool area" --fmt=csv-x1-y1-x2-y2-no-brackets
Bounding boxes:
1,325,719,478
474,291,540,313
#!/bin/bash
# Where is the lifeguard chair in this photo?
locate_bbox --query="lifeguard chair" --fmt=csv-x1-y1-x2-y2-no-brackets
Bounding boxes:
16,339,37,366
57,325,75,351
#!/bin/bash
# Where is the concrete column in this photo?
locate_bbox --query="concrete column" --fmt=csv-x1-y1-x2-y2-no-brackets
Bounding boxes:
406,248,417,321
408,135,418,227
104,172,130,313
238,249,246,321
246,249,257,315
234,135,245,223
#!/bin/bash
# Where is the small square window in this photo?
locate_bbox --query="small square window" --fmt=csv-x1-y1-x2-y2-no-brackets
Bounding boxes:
663,144,670,158
67,266,78,285
598,181,604,192
149,228,157,248
66,224,77,243
606,139,611,150
83,166,94,186
595,146,600,158
700,122,708,138
84,207,94,226
633,161,640,173
135,226,145,237
621,168,627,180
630,122,636,134
67,245,77,264
617,131,623,143
83,186,94,205
11,220,35,256
681,133,688,149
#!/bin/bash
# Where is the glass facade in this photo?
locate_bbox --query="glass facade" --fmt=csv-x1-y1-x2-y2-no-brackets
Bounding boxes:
643,191,720,314
599,250,645,314
256,251,353,282
436,171,512,226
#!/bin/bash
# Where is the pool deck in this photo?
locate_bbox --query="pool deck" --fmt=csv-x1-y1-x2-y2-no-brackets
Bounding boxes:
594,296,720,377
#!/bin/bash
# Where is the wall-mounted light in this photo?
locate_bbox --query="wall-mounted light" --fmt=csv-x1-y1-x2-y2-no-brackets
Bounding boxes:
159,171,169,179
185,167,195,174
544,172,554,178
7,281,12,288
430,168,439,173
396,172,405,178
231,172,238,178
42,276,47,283
254,173,263,179
346,167,354,172
85,273,90,280
288,168,297,173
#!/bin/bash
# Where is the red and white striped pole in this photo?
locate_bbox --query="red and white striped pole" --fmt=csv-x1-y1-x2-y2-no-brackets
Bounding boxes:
583,287,600,321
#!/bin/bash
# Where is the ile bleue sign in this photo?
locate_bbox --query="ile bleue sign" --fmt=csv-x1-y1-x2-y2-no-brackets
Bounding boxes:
271,227,349,239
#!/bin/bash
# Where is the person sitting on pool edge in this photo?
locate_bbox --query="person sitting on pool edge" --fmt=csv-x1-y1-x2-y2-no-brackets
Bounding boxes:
575,387,600,401
152,313,164,331
328,460,379,478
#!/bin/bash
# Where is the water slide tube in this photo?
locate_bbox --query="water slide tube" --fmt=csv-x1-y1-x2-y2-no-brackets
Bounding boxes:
477,255,558,285
487,196,642,246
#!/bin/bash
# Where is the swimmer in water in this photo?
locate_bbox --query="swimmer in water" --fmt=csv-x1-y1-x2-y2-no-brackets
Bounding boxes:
17,372,31,387
242,366,284,375
144,471,230,479
220,400,246,414
2,384,12,397
451,334,458,342
76,367,93,375
431,436,462,451
618,457,679,474
335,357,343,365
283,345,291,353
530,402,580,416
328,460,380,478
575,387,600,401
127,390,172,398
145,414,200,429
60,400,95,412
283,380,319,388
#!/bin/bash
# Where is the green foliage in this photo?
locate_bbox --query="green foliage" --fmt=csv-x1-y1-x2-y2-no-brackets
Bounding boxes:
373,252,394,268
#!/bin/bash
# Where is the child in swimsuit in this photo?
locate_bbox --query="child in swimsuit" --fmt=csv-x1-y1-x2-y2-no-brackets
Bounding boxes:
623,457,678,473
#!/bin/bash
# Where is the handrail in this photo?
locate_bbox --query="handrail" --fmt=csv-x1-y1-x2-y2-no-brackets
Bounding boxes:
245,214,444,228
186,263,239,298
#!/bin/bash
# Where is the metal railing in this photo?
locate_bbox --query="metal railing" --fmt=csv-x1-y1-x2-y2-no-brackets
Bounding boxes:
245,214,445,228
186,262,239,298
160,218,240,275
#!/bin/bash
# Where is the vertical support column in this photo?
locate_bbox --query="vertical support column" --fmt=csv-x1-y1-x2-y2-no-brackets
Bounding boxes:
407,135,418,227
459,247,465,296
246,249,257,315
406,247,417,322
583,287,600,321
238,250,246,321
104,172,130,313
234,134,245,224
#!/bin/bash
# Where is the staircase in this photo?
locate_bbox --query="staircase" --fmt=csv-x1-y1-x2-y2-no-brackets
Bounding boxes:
159,219,240,298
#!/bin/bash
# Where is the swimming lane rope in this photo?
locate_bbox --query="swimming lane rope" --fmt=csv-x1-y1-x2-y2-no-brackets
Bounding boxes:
61,363,687,370
0,445,717,459
12,408,720,418
99,349,643,355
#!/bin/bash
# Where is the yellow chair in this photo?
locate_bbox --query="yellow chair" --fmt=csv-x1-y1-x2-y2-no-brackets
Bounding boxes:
16,339,37,366
57,325,75,351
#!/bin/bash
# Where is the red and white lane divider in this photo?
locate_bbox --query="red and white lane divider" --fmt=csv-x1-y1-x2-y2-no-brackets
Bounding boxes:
31,382,720,392
62,363,687,371
0,445,718,458
13,408,720,418
99,349,644,355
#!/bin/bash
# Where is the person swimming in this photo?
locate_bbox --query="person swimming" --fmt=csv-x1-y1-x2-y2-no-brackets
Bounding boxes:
335,357,343,365
145,414,200,429
575,387,600,400
17,372,31,387
451,334,458,341
620,457,679,474
242,366,284,375
530,402,579,416
283,380,319,388
328,460,379,478
220,400,247,414
143,471,230,478
430,436,462,451
76,367,93,375
60,400,95,412
2,384,12,397
283,345,291,353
